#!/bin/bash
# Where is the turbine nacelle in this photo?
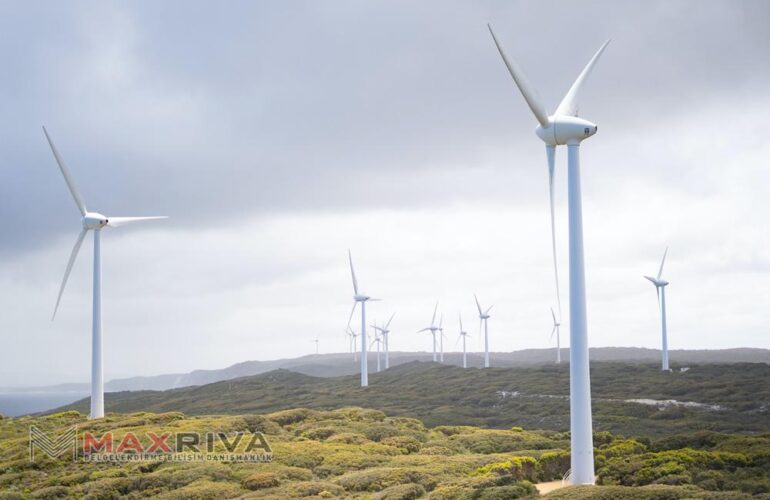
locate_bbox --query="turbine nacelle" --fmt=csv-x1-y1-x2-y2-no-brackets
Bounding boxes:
83,212,109,230
644,276,669,288
536,116,598,146
353,293,371,302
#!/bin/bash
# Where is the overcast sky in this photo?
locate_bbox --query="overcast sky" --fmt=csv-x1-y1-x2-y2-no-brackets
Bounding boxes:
1,0,769,386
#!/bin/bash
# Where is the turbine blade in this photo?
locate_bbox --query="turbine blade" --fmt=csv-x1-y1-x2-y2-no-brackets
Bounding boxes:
554,39,611,117
551,307,557,325
107,216,167,227
550,325,557,340
485,305,494,315
52,228,88,320
439,314,443,329
431,301,438,326
347,249,359,295
43,127,87,216
385,313,395,329
657,247,668,280
547,145,562,319
474,294,483,315
454,335,461,348
644,275,657,285
346,302,358,329
459,313,463,332
417,327,431,333
487,24,550,128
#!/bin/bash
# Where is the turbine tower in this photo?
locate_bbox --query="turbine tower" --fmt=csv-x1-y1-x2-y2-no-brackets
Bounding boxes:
312,336,319,355
457,314,470,368
488,25,610,485
347,250,380,387
438,314,445,363
550,307,562,364
645,247,671,371
370,333,383,372
418,302,440,362
45,127,166,420
372,313,395,370
474,294,493,368
346,326,359,362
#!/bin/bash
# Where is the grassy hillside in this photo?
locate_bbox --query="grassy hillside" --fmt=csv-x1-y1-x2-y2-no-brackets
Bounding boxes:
13,348,766,393
2,409,769,498
54,362,770,438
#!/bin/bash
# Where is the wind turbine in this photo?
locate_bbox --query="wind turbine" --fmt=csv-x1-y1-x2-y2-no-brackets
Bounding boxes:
488,25,610,485
45,127,166,420
438,314,445,363
457,314,470,368
346,326,359,362
645,247,671,371
347,250,380,387
372,313,395,370
312,336,319,355
474,294,493,368
418,302,440,362
370,333,383,373
550,308,562,364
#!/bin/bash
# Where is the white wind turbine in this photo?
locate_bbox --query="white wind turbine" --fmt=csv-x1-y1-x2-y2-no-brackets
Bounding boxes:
372,313,395,370
457,314,471,368
418,302,440,362
347,250,380,387
550,308,562,364
312,336,319,355
370,332,384,373
474,294,493,368
438,314,445,363
346,326,359,362
645,247,671,371
488,25,610,485
45,127,166,420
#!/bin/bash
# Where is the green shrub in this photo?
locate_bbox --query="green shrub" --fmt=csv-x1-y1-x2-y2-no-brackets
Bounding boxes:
474,456,537,482
283,480,344,497
152,479,242,499
475,481,537,499
373,482,426,500
382,435,422,454
326,432,369,445
267,408,318,426
240,414,281,435
31,486,70,499
538,451,571,481
242,471,280,490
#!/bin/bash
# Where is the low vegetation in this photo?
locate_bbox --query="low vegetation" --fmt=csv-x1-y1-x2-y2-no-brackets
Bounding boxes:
1,408,769,498
55,362,770,438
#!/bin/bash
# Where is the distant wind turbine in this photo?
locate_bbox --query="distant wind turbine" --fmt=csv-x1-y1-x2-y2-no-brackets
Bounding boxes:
372,313,395,370
370,333,383,373
45,126,166,419
457,314,470,368
312,336,319,355
347,250,380,387
645,247,671,371
550,308,562,364
488,24,610,485
474,294,493,368
345,327,359,362
438,314,445,363
418,302,440,362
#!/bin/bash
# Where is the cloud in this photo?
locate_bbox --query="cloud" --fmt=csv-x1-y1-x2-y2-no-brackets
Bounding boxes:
0,0,769,385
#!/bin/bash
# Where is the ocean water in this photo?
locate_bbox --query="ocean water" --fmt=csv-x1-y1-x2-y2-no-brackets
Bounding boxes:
0,392,88,417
